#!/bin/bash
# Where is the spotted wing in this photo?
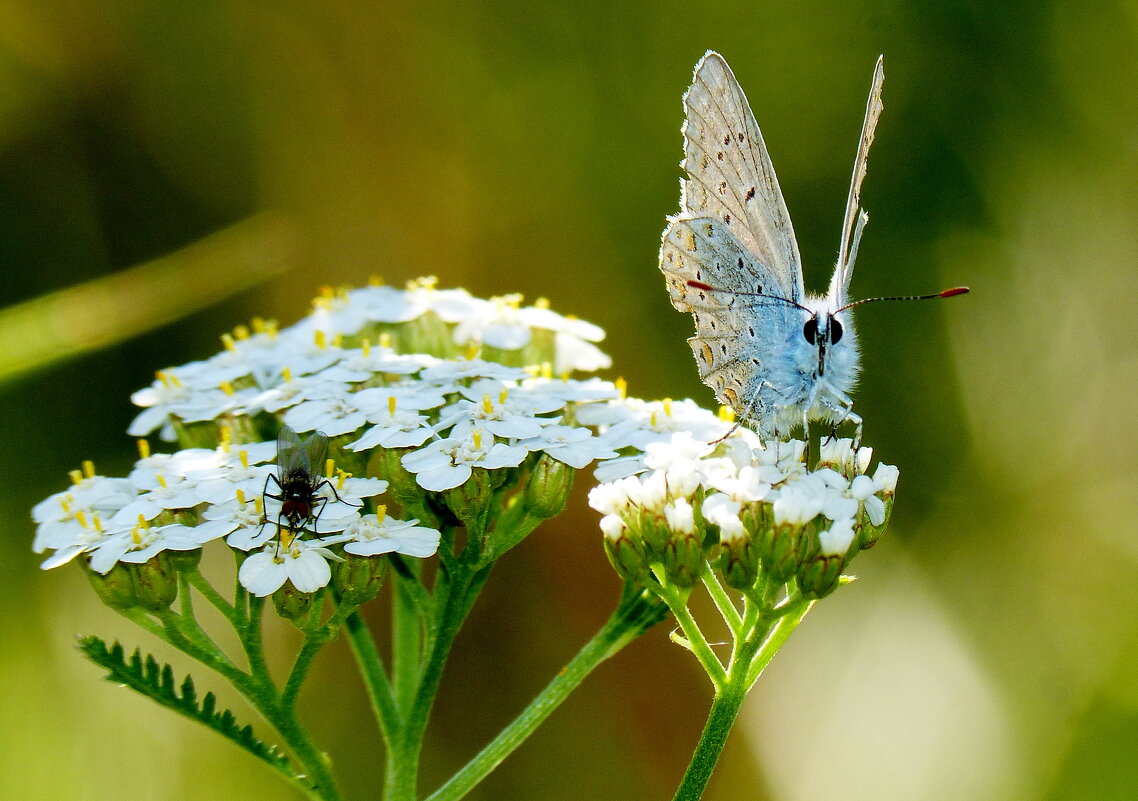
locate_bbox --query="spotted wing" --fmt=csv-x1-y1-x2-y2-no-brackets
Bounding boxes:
660,216,799,419
680,51,803,301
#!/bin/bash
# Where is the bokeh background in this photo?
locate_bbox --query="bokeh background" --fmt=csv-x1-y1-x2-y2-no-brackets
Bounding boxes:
3,1,1137,799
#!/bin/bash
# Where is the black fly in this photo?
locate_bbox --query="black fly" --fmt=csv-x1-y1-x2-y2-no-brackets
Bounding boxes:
262,425,353,536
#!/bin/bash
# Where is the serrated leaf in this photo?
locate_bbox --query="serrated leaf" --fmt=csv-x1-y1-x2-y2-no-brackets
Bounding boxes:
77,635,297,778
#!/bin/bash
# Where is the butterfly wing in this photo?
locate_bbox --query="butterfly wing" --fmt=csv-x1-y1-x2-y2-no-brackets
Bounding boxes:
830,56,884,307
680,50,803,301
660,216,800,426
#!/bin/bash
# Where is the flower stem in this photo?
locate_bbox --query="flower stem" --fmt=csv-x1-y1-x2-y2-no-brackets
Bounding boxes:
384,562,493,801
672,592,815,801
424,585,667,801
344,609,401,740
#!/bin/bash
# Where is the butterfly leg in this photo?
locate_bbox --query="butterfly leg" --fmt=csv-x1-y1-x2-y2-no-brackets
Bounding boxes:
709,381,775,445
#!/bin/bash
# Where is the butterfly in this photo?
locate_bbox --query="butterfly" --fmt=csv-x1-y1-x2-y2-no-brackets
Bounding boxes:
659,51,966,443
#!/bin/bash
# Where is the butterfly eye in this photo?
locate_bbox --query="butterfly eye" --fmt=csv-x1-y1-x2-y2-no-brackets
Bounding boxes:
830,318,844,344
803,318,818,345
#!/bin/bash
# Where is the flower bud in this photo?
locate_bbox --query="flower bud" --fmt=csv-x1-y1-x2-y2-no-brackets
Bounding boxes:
523,453,575,519
134,552,178,611
797,519,856,599
758,517,812,585
660,498,704,588
273,583,314,622
601,514,649,584
83,558,138,611
334,553,387,605
443,468,494,531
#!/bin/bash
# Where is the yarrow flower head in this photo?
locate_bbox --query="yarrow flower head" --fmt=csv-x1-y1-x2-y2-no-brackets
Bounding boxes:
589,431,897,600
33,278,636,615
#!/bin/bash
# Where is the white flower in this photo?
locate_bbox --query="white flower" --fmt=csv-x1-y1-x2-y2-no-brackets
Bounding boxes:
872,463,899,493
243,372,340,416
401,427,528,491
238,538,343,596
87,521,203,574
598,514,627,540
850,474,886,526
772,481,826,527
436,380,566,439
32,477,137,553
342,512,441,558
554,332,612,374
702,494,746,542
819,518,856,556
109,473,203,524
664,497,695,535
587,478,638,516
189,491,274,551
314,346,433,383
185,447,277,505
707,464,774,503
516,425,617,469
419,358,528,385
128,361,253,438
283,392,369,437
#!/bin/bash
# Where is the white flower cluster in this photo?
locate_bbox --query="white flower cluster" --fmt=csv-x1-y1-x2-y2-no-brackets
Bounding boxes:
588,429,898,596
32,278,630,601
128,277,611,443
29,441,420,597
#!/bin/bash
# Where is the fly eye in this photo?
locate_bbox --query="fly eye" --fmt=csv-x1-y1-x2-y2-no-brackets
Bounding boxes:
831,318,844,344
803,318,817,345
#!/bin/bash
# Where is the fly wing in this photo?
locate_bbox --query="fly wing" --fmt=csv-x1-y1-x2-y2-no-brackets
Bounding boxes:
831,56,884,306
302,431,329,484
276,424,308,480
680,51,803,301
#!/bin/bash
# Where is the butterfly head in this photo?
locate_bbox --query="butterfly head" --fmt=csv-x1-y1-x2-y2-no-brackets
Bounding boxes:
800,297,856,380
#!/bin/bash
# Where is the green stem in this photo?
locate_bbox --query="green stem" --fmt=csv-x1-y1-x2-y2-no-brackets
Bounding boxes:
344,609,401,741
185,566,238,622
670,670,750,801
392,564,425,716
672,593,815,801
424,585,667,801
668,593,727,688
701,570,742,635
385,563,492,801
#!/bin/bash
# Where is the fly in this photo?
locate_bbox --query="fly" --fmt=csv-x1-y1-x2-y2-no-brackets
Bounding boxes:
263,424,353,536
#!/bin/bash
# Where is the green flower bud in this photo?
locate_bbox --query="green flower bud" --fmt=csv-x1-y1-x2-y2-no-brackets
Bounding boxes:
273,583,314,622
83,558,138,611
601,515,649,585
858,494,893,550
134,552,178,612
169,548,202,573
758,518,812,585
797,519,857,599
523,453,575,519
443,468,494,531
715,535,758,591
334,554,387,605
660,498,704,588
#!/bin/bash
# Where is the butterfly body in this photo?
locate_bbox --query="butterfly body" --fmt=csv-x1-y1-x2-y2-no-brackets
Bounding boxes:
660,51,884,441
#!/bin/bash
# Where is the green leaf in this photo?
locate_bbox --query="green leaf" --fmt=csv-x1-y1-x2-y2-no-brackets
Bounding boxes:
77,635,297,777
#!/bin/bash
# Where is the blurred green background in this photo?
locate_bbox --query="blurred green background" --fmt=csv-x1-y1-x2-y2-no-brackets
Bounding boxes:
4,1,1138,799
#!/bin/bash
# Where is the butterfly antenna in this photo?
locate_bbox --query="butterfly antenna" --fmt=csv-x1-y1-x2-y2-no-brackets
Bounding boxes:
686,281,812,313
837,286,969,313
